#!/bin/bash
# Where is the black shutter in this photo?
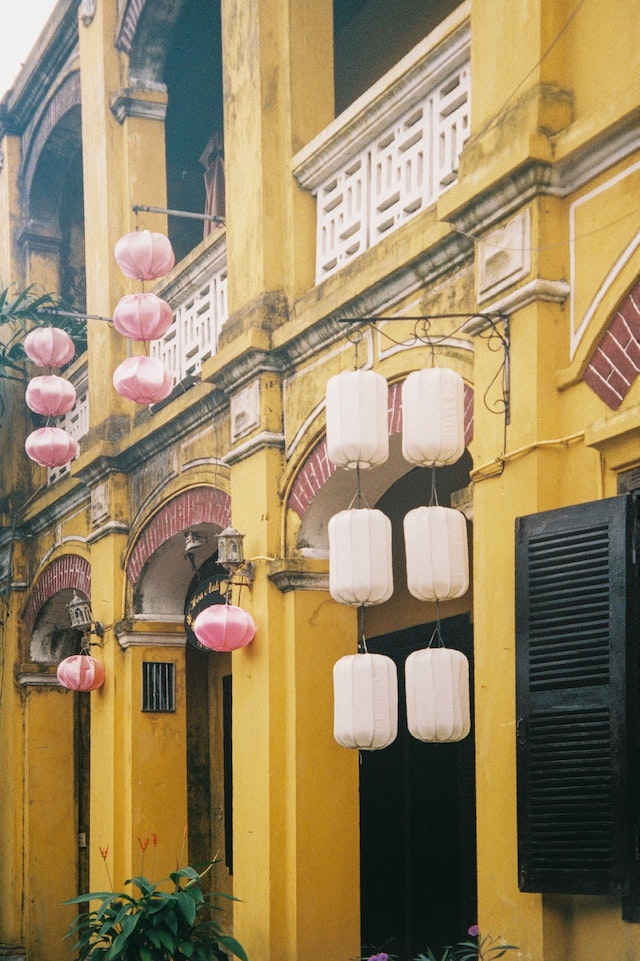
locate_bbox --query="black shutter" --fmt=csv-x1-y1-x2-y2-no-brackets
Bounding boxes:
515,494,640,896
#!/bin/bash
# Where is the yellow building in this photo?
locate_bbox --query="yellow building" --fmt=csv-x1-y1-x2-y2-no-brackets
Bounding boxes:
1,1,640,960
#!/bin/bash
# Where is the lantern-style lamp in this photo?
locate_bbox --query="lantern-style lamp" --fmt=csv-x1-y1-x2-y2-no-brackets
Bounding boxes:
403,505,468,602
193,603,256,651
333,652,398,750
57,654,106,691
112,293,174,341
326,369,389,469
25,375,76,416
67,591,93,634
402,367,465,467
405,646,471,742
25,427,79,467
113,356,173,404
114,230,175,281
329,508,393,606
24,326,75,368
217,526,246,571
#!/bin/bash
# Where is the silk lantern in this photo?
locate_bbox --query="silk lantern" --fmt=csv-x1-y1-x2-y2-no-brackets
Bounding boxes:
326,369,389,469
193,603,256,651
333,652,398,750
405,646,471,742
24,327,75,368
57,654,106,691
25,375,76,416
114,230,175,281
25,427,79,467
402,367,465,467
404,505,468,602
112,293,174,341
329,508,393,606
113,356,173,404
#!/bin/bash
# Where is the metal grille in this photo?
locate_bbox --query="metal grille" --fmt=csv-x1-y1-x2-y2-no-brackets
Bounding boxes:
142,662,176,712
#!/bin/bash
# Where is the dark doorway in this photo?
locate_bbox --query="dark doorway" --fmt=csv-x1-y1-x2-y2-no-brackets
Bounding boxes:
360,615,476,961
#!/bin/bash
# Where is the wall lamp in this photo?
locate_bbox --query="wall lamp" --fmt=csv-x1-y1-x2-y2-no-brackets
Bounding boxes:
217,526,255,587
67,591,104,644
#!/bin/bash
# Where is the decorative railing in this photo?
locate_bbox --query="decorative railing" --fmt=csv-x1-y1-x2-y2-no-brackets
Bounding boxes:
48,361,89,485
292,15,470,282
152,231,228,384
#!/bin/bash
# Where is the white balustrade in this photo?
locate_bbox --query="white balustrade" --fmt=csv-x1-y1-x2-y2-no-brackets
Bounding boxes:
152,232,228,384
48,365,89,484
293,16,470,282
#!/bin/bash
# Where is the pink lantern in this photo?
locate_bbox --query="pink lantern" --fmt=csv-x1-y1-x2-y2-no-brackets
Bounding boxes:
333,652,398,750
57,654,106,691
113,356,173,404
25,427,79,467
193,604,256,651
25,375,76,416
112,293,174,341
24,327,75,368
114,230,175,281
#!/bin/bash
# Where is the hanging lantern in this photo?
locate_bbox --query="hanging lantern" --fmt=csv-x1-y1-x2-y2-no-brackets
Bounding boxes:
405,646,471,742
325,369,389,469
329,508,393,606
193,603,256,651
112,293,174,341
113,356,173,404
25,427,79,467
114,230,175,281
57,654,106,692
402,367,465,467
25,375,76,416
403,505,468,602
333,652,398,750
24,327,75,368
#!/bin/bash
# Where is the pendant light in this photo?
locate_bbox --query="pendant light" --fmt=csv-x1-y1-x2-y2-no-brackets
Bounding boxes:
404,504,469,602
57,654,106,691
333,652,398,750
402,367,465,467
25,375,76,416
113,356,173,404
329,508,393,606
405,646,470,742
114,229,175,281
193,603,256,651
112,292,174,340
25,427,79,468
24,326,75,368
325,369,389,469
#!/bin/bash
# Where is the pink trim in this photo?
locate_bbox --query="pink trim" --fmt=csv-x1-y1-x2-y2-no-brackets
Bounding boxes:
25,555,91,633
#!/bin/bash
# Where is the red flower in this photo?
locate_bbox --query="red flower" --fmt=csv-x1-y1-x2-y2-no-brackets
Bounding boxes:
137,836,150,852
99,845,109,860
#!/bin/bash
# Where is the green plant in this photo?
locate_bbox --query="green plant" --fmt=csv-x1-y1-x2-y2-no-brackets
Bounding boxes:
415,926,517,961
63,861,248,961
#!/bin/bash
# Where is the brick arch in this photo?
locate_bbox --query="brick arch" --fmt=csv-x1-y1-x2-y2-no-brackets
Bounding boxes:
22,71,81,200
583,278,640,410
126,487,230,586
288,379,474,518
24,555,91,634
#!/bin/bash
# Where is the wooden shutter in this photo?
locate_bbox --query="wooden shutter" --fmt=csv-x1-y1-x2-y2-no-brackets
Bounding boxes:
515,494,640,896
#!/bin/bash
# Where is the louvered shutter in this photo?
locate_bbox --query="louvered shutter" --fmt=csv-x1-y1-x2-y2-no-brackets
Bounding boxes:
515,494,640,896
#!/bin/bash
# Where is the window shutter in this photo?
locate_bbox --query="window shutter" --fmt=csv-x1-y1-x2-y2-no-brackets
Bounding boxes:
515,494,640,896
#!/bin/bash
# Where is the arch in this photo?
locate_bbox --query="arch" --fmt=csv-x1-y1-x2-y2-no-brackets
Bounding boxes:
126,486,230,587
582,277,640,410
24,554,91,634
22,71,81,203
117,0,187,84
288,379,474,518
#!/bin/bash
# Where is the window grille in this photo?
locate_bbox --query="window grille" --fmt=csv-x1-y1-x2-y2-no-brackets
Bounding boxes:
142,661,176,712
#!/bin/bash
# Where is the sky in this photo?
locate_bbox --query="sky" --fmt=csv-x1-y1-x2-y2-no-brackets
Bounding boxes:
0,0,59,99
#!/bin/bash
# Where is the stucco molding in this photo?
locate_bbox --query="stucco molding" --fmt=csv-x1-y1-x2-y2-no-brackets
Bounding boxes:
16,671,60,688
222,431,286,467
463,279,571,333
268,559,330,594
115,630,187,651
110,87,168,125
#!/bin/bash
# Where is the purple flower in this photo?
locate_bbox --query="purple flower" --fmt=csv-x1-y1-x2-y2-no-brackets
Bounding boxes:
468,925,480,938
367,954,389,961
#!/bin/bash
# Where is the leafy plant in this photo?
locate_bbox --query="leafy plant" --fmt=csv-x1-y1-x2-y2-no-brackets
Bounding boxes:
0,284,87,383
63,862,248,961
415,927,518,961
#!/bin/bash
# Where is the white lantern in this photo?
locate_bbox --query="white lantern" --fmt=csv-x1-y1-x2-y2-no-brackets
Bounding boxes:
405,646,471,742
333,652,398,750
402,367,465,467
329,508,393,606
403,505,468,602
326,369,388,469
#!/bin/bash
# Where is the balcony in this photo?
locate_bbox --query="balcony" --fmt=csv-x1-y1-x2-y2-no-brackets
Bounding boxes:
292,14,470,283
151,229,228,384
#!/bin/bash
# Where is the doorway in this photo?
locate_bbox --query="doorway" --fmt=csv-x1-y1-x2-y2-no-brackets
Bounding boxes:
360,615,476,961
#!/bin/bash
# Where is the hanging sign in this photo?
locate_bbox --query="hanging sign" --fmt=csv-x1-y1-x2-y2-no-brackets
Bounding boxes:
184,571,227,648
